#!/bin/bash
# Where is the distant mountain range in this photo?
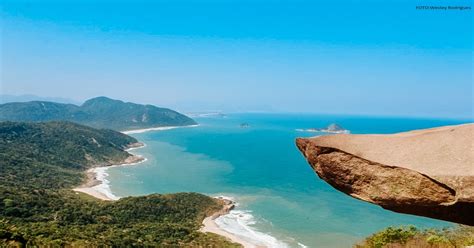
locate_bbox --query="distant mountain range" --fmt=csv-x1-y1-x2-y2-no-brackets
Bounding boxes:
0,94,80,105
0,96,196,131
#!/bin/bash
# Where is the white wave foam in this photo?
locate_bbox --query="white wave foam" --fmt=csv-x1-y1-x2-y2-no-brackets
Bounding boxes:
89,145,148,200
214,209,289,248
298,242,309,248
90,167,120,200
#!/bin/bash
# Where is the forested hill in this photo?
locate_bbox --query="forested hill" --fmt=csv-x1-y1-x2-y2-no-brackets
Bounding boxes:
0,96,196,131
0,121,238,247
0,121,138,189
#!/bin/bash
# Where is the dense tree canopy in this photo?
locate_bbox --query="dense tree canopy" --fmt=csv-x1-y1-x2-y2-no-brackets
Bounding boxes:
0,121,238,247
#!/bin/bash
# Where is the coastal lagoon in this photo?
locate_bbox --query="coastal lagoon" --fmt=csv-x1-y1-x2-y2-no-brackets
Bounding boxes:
106,114,468,247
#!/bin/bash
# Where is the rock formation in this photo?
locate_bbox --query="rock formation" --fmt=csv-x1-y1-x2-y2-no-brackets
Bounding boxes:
296,124,474,226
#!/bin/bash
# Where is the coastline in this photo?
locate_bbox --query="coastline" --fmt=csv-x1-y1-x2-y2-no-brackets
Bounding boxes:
72,124,255,248
73,124,199,200
200,197,263,248
73,143,147,201
122,124,199,134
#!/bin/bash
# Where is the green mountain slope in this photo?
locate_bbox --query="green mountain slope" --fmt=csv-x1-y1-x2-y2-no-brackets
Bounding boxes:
0,96,196,131
0,121,238,247
0,121,137,189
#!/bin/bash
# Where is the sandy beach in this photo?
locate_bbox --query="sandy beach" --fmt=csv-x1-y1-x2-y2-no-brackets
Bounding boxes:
75,170,256,248
73,168,115,200
73,126,253,248
122,124,199,134
200,198,263,248
73,156,254,247
73,143,146,201
73,183,114,201
73,124,197,200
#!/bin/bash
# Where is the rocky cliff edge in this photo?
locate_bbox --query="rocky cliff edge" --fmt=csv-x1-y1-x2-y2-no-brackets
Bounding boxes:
296,124,474,226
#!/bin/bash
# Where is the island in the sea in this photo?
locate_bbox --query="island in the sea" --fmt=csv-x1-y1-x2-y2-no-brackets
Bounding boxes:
296,123,350,134
240,123,250,128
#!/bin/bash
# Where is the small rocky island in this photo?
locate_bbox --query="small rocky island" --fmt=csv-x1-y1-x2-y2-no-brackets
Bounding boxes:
297,123,350,134
240,123,250,128
296,124,474,226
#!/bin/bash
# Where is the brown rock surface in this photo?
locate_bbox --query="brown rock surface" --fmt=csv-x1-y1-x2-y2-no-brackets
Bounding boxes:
296,123,474,226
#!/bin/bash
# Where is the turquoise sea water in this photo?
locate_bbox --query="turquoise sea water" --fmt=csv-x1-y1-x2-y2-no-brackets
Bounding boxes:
107,113,470,247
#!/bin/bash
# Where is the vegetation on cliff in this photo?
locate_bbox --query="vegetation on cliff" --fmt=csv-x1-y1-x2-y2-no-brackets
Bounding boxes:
0,96,197,131
0,121,238,247
356,225,474,248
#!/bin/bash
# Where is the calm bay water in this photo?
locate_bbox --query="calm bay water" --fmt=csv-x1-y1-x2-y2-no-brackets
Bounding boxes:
107,113,469,247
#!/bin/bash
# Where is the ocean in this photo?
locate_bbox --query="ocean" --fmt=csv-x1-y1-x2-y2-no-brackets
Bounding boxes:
104,113,469,247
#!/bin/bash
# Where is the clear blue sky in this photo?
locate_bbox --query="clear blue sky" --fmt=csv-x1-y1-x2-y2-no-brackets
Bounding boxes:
1,0,472,118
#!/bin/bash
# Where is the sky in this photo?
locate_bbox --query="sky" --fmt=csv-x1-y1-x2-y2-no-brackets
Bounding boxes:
1,0,472,118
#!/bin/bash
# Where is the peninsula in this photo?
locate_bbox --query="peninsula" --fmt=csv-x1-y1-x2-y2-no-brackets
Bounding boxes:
0,96,196,131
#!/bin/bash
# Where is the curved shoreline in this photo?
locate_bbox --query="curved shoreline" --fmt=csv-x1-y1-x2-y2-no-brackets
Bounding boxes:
73,143,147,201
72,124,254,247
201,198,262,248
122,124,199,134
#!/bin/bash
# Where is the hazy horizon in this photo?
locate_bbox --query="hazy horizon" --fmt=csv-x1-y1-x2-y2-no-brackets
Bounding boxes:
1,0,472,118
